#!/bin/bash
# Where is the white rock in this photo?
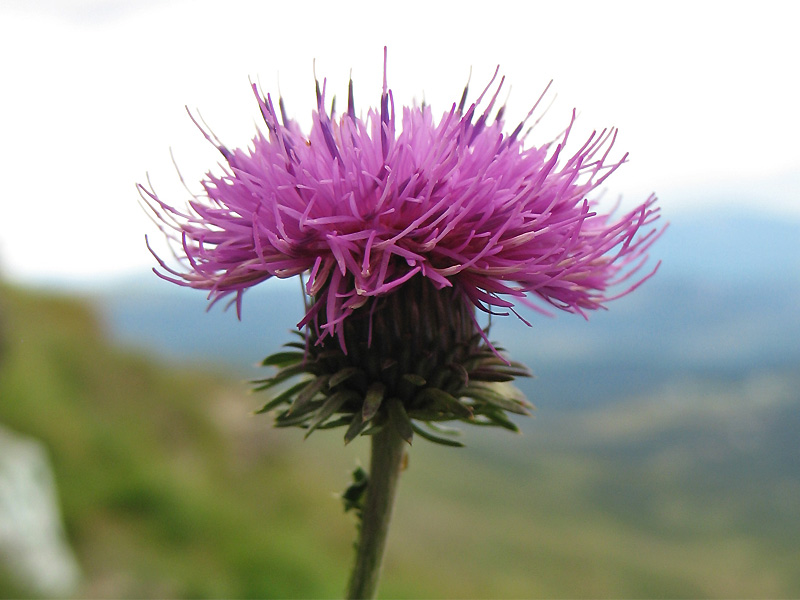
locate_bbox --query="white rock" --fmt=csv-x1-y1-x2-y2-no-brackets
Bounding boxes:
0,423,81,596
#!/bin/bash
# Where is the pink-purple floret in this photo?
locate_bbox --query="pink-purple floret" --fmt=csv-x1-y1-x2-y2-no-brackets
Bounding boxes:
141,55,662,349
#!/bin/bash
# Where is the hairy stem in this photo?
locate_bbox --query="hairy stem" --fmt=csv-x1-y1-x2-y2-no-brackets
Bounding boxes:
346,425,406,599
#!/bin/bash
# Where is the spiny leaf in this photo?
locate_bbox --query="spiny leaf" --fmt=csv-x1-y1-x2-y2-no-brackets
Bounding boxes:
402,373,426,387
472,355,515,367
448,361,470,387
417,387,473,419
460,384,532,415
360,422,383,436
405,409,455,421
472,409,520,432
260,351,305,368
251,363,312,392
474,363,533,378
317,415,355,430
282,341,308,350
255,379,311,414
315,349,347,361
426,420,464,436
362,382,385,423
410,422,464,447
289,375,331,414
345,412,370,444
387,397,414,445
329,366,362,388
305,391,352,438
274,400,324,427
466,349,500,361
468,369,517,383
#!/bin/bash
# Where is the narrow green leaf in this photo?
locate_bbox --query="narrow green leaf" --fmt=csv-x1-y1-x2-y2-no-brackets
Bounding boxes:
387,397,414,445
508,360,534,374
329,366,361,388
274,400,324,427
260,351,305,368
251,363,312,392
316,415,354,430
460,385,532,415
417,386,455,403
402,373,427,387
466,349,499,361
305,391,351,438
276,393,350,429
475,409,520,432
448,362,470,387
289,375,331,414
344,412,370,444
405,409,454,421
426,420,463,436
468,369,517,383
282,341,308,350
360,423,383,436
362,382,385,423
418,387,473,419
316,349,346,361
255,379,311,414
410,422,464,447
473,356,514,367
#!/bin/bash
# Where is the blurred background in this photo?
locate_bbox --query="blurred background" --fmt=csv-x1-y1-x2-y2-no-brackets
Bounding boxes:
0,0,798,597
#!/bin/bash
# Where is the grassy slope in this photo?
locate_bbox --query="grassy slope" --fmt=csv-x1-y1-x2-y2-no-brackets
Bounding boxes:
1,284,798,598
0,285,366,598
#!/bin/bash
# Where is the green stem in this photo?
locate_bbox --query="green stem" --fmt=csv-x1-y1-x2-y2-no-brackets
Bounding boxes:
346,424,406,599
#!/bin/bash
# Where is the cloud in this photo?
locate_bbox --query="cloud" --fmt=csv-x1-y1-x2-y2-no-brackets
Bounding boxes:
1,0,798,284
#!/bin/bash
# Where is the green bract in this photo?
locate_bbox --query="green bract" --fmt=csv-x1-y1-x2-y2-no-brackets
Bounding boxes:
253,276,532,447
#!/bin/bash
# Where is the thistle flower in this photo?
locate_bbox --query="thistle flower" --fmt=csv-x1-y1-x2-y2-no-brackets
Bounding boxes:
142,51,663,600
142,54,661,353
141,51,662,446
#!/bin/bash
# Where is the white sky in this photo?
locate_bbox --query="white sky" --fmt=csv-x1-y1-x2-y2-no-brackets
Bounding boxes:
0,0,798,284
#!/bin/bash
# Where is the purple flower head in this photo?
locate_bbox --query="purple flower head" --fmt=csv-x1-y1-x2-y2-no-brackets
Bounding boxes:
141,50,662,350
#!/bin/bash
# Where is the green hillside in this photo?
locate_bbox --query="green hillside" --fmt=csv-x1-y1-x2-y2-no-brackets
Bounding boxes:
0,284,366,598
1,284,798,598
